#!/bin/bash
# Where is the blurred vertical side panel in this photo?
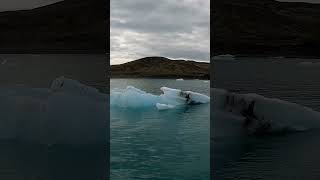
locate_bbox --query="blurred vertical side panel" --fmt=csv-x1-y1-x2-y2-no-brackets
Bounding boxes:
0,0,109,179
212,0,320,179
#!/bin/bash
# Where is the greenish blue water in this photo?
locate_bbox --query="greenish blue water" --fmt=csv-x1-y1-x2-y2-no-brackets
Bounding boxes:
110,79,210,180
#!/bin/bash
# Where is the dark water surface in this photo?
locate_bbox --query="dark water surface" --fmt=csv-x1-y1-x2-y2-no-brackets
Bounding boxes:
0,54,108,180
213,57,320,180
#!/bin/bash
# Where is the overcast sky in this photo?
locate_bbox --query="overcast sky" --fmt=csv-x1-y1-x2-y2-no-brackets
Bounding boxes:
0,0,61,12
110,0,210,65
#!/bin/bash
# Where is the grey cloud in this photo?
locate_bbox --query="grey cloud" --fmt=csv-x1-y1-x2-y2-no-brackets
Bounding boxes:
111,0,210,64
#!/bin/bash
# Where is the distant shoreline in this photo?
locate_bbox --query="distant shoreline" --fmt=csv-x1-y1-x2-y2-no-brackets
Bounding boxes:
213,0,320,59
110,76,209,80
111,56,210,80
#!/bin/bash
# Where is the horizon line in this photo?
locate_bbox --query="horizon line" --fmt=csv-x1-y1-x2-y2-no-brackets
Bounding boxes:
111,56,210,65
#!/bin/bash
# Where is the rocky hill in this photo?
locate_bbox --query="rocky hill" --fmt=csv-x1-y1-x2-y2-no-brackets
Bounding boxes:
111,57,210,79
0,0,108,53
212,0,320,57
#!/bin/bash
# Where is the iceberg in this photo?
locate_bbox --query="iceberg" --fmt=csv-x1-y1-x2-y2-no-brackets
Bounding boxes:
111,86,210,109
0,77,107,145
212,88,320,135
213,54,235,61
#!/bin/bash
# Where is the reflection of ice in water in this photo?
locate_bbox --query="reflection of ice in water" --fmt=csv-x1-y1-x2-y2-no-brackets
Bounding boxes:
111,86,210,110
0,77,107,145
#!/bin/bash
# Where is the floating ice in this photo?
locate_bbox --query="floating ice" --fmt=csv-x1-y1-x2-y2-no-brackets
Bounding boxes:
212,88,320,135
0,77,107,145
51,76,105,101
213,54,235,61
156,103,175,110
111,86,210,109
1,59,7,65
176,78,184,81
111,86,159,108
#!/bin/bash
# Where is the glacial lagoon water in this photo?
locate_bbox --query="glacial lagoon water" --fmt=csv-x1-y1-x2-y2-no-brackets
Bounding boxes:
110,78,210,180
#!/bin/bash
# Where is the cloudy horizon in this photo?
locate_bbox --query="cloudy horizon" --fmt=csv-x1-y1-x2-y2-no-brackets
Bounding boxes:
110,0,210,65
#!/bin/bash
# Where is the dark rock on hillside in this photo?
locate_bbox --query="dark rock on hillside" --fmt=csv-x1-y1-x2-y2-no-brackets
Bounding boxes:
212,0,320,57
111,57,210,79
0,0,108,53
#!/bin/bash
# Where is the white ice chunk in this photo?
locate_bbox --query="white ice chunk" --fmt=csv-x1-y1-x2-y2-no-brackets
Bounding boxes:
111,86,159,108
0,77,107,145
111,86,210,109
156,103,175,110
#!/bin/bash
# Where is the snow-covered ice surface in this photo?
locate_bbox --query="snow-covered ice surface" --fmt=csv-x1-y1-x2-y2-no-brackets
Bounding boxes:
111,86,210,110
0,77,108,145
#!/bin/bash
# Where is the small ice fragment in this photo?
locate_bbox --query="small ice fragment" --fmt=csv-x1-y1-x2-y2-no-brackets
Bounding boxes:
213,54,235,61
156,103,175,110
1,59,7,65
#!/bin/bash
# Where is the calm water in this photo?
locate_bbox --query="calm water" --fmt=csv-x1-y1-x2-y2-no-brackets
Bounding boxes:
111,79,210,180
0,54,108,180
213,57,320,180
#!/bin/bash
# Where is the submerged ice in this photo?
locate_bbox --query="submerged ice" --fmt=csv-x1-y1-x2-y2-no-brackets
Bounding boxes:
111,86,210,109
